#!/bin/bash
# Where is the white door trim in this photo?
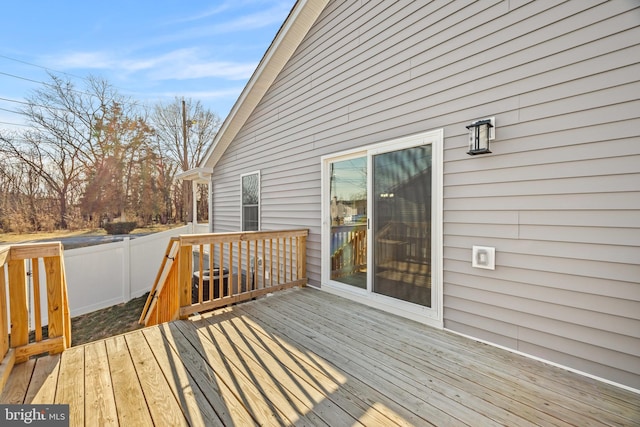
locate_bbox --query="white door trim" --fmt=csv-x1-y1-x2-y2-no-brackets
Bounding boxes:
320,128,444,329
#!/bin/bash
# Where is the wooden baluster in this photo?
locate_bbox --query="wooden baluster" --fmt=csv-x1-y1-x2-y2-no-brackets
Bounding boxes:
208,243,214,301
198,244,204,304
245,240,250,292
289,236,293,282
282,238,287,283
269,239,273,287
178,245,192,319
261,239,266,289
276,238,281,284
31,259,42,342
219,242,225,298
229,242,235,297
253,240,258,290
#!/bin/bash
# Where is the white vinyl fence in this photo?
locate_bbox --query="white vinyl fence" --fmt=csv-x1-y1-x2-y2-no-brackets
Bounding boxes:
64,224,203,317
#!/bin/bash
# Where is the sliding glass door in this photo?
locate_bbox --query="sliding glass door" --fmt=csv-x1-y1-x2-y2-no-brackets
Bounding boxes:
329,156,367,288
323,129,441,323
372,145,432,307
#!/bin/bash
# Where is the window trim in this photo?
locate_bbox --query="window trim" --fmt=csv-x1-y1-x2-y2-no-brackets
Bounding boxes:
240,170,261,231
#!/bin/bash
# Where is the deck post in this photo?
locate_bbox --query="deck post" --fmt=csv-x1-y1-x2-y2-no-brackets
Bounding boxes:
297,235,307,285
8,260,28,349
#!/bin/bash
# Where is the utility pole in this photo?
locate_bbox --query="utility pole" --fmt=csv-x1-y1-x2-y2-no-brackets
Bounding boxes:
182,99,192,223
182,99,188,172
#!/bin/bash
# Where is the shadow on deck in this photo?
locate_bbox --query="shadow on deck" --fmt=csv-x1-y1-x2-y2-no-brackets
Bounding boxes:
1,287,638,426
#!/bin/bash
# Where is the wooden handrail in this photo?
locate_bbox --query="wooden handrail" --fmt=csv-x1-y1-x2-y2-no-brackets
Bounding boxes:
138,237,180,325
0,242,71,393
141,229,309,326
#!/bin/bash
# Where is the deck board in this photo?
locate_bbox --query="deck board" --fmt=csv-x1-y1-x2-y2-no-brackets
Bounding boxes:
24,354,59,404
84,341,117,426
55,346,85,426
105,334,153,427
203,309,399,426
282,289,634,426
142,325,228,427
254,291,544,426
1,287,638,426
0,358,35,404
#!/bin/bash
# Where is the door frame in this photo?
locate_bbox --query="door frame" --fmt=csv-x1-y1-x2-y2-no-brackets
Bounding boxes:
320,129,444,328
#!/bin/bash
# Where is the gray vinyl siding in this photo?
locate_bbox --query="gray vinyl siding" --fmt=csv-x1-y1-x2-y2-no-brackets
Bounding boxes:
210,0,640,389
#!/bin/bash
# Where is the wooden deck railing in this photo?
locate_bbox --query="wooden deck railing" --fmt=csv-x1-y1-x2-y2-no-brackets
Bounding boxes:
0,242,71,392
140,229,308,327
330,225,367,279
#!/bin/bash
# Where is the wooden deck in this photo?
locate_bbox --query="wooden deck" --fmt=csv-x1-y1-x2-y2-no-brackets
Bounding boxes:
1,287,638,426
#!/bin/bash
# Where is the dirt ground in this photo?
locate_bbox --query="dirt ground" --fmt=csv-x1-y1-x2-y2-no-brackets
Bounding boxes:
70,293,149,346
32,293,149,347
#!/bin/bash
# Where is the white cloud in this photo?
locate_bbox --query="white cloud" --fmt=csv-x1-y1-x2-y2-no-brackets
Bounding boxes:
45,48,257,81
153,2,291,45
160,87,244,100
48,51,115,69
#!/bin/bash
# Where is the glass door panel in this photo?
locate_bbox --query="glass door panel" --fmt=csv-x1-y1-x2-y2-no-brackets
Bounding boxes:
329,156,368,288
372,145,432,307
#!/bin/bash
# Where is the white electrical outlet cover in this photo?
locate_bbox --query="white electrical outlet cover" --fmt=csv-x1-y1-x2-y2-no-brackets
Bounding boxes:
472,246,495,270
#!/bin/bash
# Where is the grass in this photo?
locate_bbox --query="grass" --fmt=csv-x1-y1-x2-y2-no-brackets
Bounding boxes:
31,293,150,347
6,224,177,347
70,293,149,346
0,228,107,244
0,224,181,244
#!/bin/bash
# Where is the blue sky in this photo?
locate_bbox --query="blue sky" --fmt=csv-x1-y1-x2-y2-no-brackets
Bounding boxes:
0,0,296,130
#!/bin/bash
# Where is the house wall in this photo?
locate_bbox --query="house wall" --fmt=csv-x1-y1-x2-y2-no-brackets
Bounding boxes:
209,0,640,389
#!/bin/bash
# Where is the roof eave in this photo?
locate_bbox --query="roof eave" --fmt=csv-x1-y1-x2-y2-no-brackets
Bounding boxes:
175,167,213,184
199,0,328,169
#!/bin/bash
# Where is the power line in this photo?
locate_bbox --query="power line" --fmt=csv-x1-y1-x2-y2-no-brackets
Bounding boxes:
0,120,30,128
0,96,73,113
0,71,45,86
0,54,154,109
0,96,29,105
0,106,22,114
0,53,87,81
0,70,101,100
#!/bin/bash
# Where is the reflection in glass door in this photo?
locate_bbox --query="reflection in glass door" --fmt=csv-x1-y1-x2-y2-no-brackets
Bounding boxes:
329,156,367,288
372,145,432,307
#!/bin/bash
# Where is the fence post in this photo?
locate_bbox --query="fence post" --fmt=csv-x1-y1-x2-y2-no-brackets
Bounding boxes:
122,237,131,302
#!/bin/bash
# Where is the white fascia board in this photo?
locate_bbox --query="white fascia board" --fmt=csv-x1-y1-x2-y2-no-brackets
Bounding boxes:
175,167,213,183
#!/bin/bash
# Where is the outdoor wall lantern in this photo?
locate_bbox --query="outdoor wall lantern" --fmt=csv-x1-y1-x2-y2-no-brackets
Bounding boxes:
466,117,495,155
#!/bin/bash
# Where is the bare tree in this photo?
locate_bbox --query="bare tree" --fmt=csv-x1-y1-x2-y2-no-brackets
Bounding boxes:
1,74,218,232
151,97,220,222
84,101,155,222
13,74,159,228
5,74,120,228
0,124,84,229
